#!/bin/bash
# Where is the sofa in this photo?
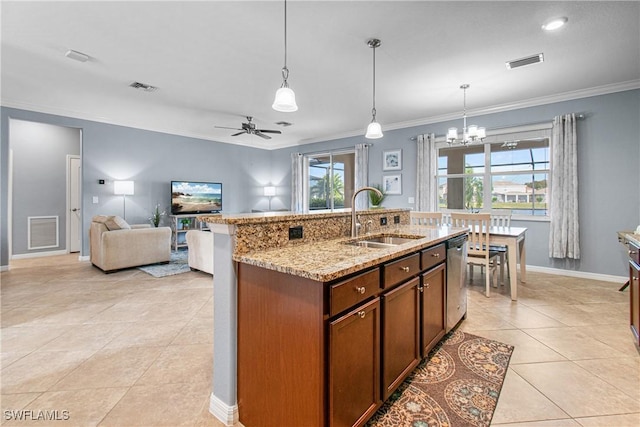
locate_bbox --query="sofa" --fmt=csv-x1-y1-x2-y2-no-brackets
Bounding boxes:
90,215,171,273
186,230,214,275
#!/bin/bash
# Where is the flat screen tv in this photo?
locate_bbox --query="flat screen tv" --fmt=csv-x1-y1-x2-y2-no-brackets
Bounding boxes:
171,181,222,215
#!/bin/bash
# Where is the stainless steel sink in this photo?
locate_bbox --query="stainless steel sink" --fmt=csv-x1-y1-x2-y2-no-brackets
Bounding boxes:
343,234,423,248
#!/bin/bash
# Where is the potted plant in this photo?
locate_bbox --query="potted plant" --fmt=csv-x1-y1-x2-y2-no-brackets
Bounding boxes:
149,204,166,227
180,218,191,230
368,184,386,208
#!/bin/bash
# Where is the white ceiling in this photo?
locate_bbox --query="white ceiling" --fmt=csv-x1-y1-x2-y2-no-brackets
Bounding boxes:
2,1,639,150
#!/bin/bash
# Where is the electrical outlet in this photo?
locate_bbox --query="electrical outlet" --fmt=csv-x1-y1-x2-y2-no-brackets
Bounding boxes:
289,226,303,240
408,197,415,204
380,217,388,226
394,215,400,224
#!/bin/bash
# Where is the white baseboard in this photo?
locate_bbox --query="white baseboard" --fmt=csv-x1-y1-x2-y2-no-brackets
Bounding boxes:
526,264,627,283
79,255,90,262
0,265,9,272
11,249,68,260
209,393,238,426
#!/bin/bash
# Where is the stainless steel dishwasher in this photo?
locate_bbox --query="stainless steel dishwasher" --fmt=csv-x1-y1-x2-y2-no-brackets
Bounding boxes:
446,234,468,332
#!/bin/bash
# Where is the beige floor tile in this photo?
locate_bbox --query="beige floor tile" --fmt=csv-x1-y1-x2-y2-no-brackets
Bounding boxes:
83,302,157,324
2,388,128,427
0,393,41,415
522,327,628,360
579,324,640,357
512,361,640,417
492,369,569,424
135,344,212,385
171,317,214,345
574,413,640,426
491,304,568,329
194,297,214,319
103,321,187,349
39,323,133,352
50,346,163,391
1,352,30,369
97,382,210,427
471,329,566,365
574,357,640,399
491,419,582,426
1,351,94,394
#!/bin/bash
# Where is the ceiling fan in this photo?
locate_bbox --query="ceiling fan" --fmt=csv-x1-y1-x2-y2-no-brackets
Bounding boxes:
215,116,282,140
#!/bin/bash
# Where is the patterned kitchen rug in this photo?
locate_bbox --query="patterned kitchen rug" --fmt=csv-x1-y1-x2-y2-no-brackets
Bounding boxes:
367,329,514,427
137,250,191,277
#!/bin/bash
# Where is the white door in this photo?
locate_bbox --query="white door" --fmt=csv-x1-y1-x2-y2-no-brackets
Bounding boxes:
68,156,81,253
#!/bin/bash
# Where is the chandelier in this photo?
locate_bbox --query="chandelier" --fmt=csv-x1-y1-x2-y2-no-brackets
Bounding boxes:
447,84,485,145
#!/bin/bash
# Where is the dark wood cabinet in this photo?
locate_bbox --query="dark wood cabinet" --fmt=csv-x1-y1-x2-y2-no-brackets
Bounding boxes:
420,263,447,357
329,298,381,427
629,241,640,346
381,277,420,400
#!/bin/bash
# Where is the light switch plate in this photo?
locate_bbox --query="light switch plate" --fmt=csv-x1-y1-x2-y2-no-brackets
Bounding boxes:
408,197,415,204
92,196,99,204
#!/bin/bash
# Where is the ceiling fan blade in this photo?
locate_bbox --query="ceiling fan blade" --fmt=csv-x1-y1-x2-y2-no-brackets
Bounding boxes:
231,131,247,137
215,126,242,130
254,131,272,140
257,129,282,134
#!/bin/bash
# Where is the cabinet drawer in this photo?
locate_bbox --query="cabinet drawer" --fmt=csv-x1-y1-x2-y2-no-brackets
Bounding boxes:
383,253,420,289
629,242,640,265
421,244,446,271
330,268,380,316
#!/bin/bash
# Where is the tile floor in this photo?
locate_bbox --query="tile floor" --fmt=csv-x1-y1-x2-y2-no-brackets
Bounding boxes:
1,254,639,426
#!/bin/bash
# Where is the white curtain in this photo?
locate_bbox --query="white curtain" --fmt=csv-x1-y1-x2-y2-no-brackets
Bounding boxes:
291,152,304,212
354,143,370,210
549,113,580,259
415,133,437,211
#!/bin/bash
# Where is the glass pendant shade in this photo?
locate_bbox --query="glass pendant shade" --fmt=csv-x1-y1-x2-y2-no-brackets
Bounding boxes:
365,120,383,139
272,87,298,112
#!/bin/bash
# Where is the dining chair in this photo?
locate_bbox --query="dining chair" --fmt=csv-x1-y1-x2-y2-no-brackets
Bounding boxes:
410,211,443,226
450,212,500,297
482,209,512,283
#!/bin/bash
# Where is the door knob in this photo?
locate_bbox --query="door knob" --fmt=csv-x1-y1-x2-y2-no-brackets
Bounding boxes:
71,208,80,212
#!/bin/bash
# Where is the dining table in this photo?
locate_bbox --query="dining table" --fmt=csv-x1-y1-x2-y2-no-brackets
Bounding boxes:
488,226,527,301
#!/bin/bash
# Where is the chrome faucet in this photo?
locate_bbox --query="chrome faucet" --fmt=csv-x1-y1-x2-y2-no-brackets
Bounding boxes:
351,186,383,238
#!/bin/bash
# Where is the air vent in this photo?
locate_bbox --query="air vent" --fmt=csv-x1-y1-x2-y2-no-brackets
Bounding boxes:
505,53,544,70
275,121,293,127
129,81,158,92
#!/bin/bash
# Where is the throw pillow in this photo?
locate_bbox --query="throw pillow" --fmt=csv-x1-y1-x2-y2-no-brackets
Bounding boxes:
105,215,131,230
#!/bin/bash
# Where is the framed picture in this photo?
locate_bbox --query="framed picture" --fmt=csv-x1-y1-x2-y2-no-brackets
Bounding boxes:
383,174,402,195
383,149,402,171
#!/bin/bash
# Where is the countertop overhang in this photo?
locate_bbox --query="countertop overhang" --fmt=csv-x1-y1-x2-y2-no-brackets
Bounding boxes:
235,225,467,282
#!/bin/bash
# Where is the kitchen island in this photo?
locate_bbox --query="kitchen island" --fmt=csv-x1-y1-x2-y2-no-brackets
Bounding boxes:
200,210,467,427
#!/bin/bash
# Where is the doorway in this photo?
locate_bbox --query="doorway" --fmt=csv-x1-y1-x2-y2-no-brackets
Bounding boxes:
9,119,82,259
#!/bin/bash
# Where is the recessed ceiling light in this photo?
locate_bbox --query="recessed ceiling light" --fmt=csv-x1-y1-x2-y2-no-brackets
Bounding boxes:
542,17,568,31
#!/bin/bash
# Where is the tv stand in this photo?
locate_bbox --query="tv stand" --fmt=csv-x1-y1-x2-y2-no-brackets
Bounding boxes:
169,214,209,251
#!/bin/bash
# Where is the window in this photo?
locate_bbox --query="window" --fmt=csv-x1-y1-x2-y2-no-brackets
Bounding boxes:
305,150,355,211
437,134,550,217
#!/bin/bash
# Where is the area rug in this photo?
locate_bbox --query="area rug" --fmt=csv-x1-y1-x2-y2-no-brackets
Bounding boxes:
137,250,191,278
367,329,514,427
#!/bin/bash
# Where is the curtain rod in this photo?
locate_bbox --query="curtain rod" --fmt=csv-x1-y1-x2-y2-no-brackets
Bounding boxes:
409,113,586,141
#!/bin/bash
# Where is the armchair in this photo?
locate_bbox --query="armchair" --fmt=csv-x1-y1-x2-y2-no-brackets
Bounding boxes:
90,215,171,273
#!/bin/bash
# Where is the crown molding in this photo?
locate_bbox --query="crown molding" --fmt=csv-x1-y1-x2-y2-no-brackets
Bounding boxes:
3,80,639,151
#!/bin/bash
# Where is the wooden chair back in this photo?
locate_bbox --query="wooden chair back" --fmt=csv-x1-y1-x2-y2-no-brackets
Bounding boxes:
450,213,492,259
484,209,512,227
410,211,443,226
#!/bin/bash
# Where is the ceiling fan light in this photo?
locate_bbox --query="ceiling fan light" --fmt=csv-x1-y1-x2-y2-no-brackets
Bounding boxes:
272,87,298,112
365,121,383,139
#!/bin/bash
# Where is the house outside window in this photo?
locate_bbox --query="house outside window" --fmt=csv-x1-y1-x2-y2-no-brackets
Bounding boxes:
436,128,550,217
305,150,355,211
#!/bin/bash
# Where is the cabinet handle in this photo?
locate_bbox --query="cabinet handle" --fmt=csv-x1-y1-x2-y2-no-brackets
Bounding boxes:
400,266,410,272
357,310,366,319
630,250,638,255
356,286,366,294
432,253,440,258
418,286,424,293
425,282,430,289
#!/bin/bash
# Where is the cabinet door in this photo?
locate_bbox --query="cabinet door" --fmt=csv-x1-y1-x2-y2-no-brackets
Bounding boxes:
381,277,420,400
630,260,640,346
421,263,446,358
329,298,381,427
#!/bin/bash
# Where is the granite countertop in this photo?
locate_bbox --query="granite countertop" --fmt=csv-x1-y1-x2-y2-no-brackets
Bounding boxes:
199,208,409,225
235,225,467,282
620,231,640,247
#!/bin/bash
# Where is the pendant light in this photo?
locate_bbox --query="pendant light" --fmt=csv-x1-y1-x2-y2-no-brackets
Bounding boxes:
365,38,383,139
272,0,298,112
446,84,485,145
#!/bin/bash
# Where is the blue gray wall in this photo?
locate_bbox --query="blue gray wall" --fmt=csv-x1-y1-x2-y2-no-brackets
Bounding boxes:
2,89,639,276
271,89,640,277
1,107,275,265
